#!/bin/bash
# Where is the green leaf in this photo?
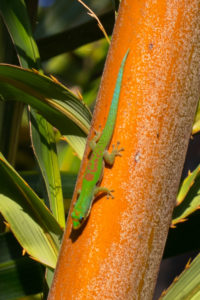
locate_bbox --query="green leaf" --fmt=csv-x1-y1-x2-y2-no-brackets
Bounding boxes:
20,171,77,200
172,165,200,226
0,0,86,229
192,101,200,134
0,0,92,160
0,0,66,226
0,152,63,268
0,232,43,300
0,0,40,69
30,111,66,228
177,166,200,205
0,64,91,158
5,0,66,226
160,254,200,300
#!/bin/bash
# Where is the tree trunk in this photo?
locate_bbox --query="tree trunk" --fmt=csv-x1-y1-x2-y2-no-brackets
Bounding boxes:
48,0,200,299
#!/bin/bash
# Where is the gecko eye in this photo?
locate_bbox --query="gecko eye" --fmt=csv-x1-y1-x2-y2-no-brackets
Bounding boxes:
79,216,84,223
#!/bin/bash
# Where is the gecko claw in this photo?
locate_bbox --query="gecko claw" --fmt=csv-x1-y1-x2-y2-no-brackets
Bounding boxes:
111,142,124,156
107,189,114,199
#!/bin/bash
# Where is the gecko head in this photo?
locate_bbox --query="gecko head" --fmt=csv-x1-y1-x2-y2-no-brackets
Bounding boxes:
71,210,84,230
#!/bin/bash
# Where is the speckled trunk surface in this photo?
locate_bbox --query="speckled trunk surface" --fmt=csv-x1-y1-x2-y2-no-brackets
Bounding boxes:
48,0,200,299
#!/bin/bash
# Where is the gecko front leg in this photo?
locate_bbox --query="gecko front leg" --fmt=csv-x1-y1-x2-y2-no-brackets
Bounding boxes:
89,127,102,150
103,141,124,166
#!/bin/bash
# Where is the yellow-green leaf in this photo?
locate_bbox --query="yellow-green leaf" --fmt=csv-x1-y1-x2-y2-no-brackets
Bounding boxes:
172,165,200,226
160,254,200,300
0,153,63,268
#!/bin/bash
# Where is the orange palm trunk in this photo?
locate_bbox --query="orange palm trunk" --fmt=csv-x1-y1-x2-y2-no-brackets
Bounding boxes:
48,1,200,299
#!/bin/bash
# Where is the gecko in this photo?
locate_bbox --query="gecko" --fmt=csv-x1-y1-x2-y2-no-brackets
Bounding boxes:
71,50,129,229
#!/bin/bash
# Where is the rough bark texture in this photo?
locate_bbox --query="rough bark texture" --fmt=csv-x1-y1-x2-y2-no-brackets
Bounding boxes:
48,0,200,299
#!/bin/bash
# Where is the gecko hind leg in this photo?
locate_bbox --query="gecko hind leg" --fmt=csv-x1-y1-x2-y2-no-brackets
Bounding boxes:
94,187,114,199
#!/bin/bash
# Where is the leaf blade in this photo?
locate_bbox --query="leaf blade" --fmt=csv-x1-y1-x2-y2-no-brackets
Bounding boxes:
0,153,63,268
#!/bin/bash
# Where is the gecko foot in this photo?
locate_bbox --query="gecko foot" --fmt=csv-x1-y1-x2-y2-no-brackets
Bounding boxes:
104,141,124,165
111,141,124,157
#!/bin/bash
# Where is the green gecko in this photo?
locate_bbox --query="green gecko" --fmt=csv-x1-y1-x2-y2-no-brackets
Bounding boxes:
71,50,129,229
